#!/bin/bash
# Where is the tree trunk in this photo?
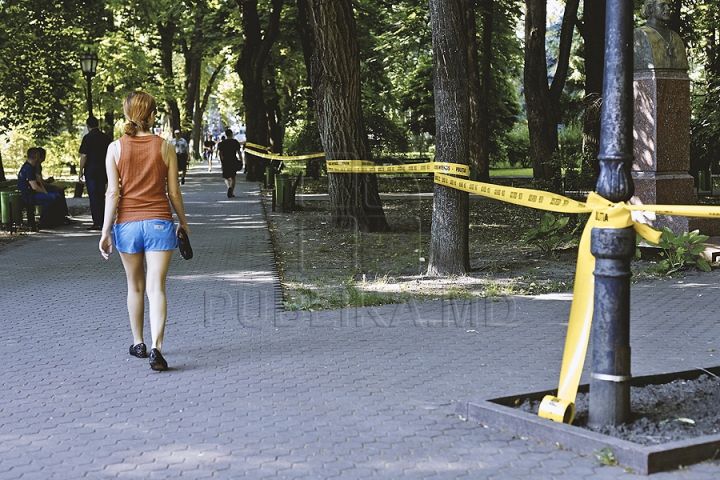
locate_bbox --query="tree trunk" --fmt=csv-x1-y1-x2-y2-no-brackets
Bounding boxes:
466,0,485,182
477,0,494,182
182,9,203,154
296,0,322,180
197,58,227,153
157,21,182,132
578,0,605,177
524,0,579,188
0,151,6,182
236,0,283,182
306,0,389,233
525,0,557,184
266,76,284,154
427,0,471,276
103,84,115,137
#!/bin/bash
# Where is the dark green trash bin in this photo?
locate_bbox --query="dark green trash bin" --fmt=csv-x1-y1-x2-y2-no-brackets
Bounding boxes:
265,166,275,189
1,191,23,226
275,174,291,211
698,171,711,192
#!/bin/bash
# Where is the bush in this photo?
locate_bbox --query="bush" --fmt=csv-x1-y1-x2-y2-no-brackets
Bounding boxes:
503,124,530,168
646,227,711,275
524,212,575,256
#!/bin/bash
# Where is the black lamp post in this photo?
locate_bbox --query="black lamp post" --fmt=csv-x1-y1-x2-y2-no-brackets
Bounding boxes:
80,52,99,118
588,0,635,427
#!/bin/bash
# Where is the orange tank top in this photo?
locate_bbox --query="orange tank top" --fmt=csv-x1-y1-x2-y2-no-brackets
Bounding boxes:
115,135,174,224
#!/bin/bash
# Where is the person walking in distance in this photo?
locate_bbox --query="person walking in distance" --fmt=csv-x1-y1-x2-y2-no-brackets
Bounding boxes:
99,91,190,371
79,116,112,230
217,128,241,198
171,129,189,185
203,135,215,172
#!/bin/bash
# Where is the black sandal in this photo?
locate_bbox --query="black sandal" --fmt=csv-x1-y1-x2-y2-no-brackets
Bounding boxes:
149,348,168,371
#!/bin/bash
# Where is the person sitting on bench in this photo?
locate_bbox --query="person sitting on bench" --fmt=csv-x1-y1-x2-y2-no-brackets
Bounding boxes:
35,148,72,224
17,147,62,228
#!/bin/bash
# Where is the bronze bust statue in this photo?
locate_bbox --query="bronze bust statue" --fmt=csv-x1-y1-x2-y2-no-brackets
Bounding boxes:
634,0,688,71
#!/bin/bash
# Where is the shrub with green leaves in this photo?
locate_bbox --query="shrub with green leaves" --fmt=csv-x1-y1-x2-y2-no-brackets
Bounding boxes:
646,227,711,275
524,213,574,255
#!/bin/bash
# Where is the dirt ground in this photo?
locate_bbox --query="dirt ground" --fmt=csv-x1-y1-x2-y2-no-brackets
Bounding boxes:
262,177,683,311
518,373,720,446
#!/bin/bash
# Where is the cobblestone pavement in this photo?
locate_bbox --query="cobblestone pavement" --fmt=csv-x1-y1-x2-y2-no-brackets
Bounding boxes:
2,163,720,479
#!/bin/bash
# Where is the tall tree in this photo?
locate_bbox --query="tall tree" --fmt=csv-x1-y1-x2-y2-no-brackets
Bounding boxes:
477,0,494,182
464,0,484,182
427,0,473,275
0,0,108,137
236,0,284,181
306,0,389,233
182,5,205,153
524,0,579,187
157,18,183,131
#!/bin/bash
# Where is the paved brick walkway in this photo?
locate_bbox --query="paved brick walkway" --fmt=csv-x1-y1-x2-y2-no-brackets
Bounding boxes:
2,163,720,478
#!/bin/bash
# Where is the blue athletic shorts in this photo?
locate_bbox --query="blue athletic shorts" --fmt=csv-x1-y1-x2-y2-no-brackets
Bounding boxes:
113,219,178,254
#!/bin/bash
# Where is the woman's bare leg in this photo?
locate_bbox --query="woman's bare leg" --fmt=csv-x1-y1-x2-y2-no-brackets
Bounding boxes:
119,252,146,346
144,250,174,351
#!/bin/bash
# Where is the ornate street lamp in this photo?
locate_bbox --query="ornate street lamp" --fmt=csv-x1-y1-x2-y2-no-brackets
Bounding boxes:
80,51,99,118
588,0,635,427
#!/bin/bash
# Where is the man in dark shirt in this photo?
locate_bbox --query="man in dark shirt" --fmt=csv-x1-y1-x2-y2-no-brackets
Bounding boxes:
79,116,112,230
17,148,59,228
217,129,241,198
203,135,216,172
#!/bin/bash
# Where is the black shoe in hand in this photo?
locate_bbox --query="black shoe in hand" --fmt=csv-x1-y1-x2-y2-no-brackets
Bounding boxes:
149,348,168,371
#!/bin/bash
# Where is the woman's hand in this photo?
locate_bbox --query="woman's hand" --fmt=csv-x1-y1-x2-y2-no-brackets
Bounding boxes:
99,233,113,260
177,222,190,236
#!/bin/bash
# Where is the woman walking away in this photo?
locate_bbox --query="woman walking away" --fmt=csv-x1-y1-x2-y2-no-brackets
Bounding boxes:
99,91,190,371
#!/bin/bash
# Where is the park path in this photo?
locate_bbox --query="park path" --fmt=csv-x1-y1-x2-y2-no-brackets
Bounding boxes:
1,161,720,478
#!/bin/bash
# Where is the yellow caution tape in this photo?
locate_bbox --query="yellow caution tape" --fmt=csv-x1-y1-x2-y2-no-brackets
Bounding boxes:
244,146,326,162
330,161,720,424
244,142,272,152
327,160,470,177
433,174,720,423
434,173,586,213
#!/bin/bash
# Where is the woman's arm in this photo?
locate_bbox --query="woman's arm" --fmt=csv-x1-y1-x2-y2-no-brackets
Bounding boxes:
99,141,121,259
165,140,190,235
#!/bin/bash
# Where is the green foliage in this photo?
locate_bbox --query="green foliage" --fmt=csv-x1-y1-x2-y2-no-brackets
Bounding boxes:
646,228,712,276
343,284,398,308
557,123,583,166
0,130,34,175
0,128,82,178
524,213,574,255
595,446,618,467
43,130,83,176
284,116,323,156
499,123,531,168
478,0,525,161
0,0,110,138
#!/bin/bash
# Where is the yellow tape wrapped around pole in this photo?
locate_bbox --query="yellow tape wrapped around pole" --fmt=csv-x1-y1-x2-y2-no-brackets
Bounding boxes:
307,160,720,424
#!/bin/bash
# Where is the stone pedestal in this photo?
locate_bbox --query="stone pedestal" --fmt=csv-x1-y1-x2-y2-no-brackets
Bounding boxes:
631,70,720,235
